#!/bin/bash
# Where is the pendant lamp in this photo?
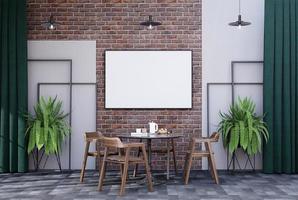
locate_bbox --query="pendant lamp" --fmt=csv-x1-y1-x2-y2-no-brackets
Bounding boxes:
229,0,251,29
140,15,161,30
42,15,60,30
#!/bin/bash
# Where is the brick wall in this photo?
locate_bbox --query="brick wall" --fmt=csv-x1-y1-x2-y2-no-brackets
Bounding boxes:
27,0,202,170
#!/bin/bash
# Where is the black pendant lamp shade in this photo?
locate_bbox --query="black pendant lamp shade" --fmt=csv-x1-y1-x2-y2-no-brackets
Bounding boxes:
140,15,162,30
229,0,251,28
229,14,251,27
42,15,60,30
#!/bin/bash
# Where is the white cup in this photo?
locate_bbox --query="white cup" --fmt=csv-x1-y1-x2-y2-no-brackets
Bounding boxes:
136,128,141,133
141,128,147,133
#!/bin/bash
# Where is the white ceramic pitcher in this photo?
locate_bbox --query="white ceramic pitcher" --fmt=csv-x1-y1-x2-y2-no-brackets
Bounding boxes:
149,121,158,133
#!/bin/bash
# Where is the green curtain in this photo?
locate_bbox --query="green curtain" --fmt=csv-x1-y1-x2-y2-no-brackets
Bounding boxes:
263,0,298,173
0,0,28,173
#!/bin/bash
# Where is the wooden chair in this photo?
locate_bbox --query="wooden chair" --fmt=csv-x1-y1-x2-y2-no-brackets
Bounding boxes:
183,132,220,185
80,132,104,182
98,136,153,196
133,138,178,178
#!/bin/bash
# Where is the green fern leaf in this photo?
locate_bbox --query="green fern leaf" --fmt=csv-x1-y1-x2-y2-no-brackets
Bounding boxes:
24,96,71,156
239,121,248,150
251,133,258,155
229,125,239,154
27,127,36,154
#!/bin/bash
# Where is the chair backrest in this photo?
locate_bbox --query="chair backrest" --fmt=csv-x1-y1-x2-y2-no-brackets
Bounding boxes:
84,132,103,142
210,132,220,142
100,136,124,148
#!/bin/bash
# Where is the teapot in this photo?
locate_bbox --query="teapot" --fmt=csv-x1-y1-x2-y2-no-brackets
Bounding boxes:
149,121,158,133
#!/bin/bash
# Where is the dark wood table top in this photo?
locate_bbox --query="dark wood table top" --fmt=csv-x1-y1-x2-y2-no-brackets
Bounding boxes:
118,133,182,140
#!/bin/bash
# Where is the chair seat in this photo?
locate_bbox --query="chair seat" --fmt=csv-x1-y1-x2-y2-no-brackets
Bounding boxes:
106,155,144,163
87,151,118,157
186,151,211,157
87,152,98,157
151,148,173,153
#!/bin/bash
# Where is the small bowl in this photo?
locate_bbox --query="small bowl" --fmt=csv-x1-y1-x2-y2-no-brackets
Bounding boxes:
158,128,168,134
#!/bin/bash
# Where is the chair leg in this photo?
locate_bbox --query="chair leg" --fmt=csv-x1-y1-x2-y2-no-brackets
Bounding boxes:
208,156,215,179
184,139,195,185
120,163,124,178
133,147,141,177
207,141,219,184
118,149,124,177
119,148,130,196
171,139,178,175
97,145,102,178
119,162,129,196
98,148,108,191
80,141,90,183
166,140,170,180
204,142,215,179
184,153,193,185
142,145,153,192
133,139,142,177
183,153,188,179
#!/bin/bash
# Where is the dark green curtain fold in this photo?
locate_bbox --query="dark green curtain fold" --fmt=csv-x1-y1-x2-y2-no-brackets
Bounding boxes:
0,0,28,173
263,0,298,173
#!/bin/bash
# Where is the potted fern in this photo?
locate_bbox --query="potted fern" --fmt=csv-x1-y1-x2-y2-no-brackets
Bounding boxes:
25,96,70,169
218,97,269,156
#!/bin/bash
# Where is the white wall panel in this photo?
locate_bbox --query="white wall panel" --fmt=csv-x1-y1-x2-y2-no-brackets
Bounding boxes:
233,63,263,83
27,61,70,114
28,41,96,82
202,0,265,169
28,41,96,170
39,85,70,170
71,85,96,169
208,85,232,169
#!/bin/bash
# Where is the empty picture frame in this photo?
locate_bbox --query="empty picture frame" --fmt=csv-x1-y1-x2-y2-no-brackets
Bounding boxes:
105,50,192,109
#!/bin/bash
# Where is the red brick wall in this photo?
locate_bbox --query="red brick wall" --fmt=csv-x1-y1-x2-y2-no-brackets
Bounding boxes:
27,0,202,170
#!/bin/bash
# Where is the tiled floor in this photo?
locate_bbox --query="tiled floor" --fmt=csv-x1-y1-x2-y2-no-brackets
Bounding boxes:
1,170,298,200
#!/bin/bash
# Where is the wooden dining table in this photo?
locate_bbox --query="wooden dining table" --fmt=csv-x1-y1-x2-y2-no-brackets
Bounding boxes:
119,133,182,180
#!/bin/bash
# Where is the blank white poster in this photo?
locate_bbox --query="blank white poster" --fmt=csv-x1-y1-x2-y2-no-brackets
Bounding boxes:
105,51,192,109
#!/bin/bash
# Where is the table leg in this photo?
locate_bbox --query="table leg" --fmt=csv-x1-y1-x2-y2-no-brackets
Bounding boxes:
147,139,152,169
167,139,170,180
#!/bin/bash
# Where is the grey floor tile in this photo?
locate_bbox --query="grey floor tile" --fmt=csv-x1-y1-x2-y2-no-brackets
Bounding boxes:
0,171,298,200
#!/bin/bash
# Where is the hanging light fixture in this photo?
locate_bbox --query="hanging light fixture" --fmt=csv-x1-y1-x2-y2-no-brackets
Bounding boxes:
229,0,251,29
140,15,162,30
42,15,60,30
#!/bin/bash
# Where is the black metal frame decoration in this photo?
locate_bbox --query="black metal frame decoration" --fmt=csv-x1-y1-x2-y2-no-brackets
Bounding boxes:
207,61,263,171
27,59,96,171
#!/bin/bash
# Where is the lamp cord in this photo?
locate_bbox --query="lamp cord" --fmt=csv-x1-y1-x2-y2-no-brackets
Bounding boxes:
239,0,241,15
